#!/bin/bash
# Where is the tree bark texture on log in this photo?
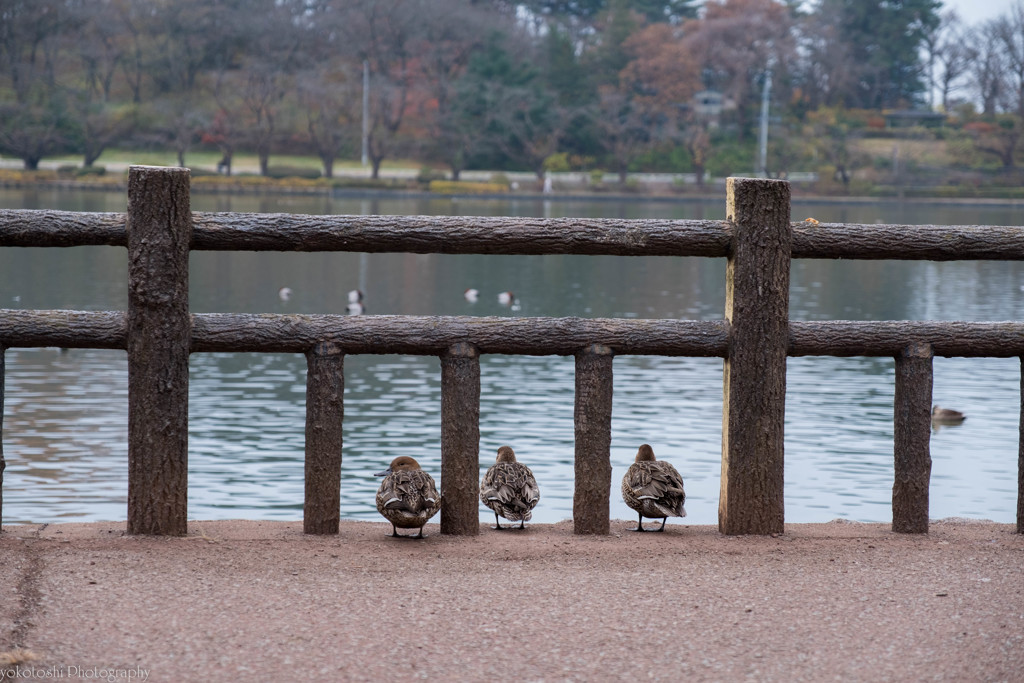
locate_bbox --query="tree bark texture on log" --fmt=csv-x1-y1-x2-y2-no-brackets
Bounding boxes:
720,178,790,536
574,344,613,535
304,342,344,535
126,166,191,536
440,343,481,536
8,311,1024,359
893,342,933,534
5,207,1024,261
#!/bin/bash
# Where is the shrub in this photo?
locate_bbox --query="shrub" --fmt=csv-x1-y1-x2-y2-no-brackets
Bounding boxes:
429,180,508,194
265,165,321,180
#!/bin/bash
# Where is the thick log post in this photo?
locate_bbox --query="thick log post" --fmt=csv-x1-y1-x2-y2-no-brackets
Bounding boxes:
1019,357,1024,534
1,348,5,529
127,166,191,536
574,344,613,535
720,177,791,535
893,342,933,533
304,342,344,534
440,342,480,535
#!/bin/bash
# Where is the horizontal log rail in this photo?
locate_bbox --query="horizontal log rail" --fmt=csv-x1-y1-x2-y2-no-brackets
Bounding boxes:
3,208,1024,261
1,167,1022,538
5,310,1024,358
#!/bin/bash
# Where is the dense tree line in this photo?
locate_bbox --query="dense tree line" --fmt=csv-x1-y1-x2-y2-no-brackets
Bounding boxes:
1,0,1023,181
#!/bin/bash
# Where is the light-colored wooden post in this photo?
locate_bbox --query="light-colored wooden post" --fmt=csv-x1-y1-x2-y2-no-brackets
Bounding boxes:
304,342,344,534
0,347,5,529
574,344,613,535
127,166,192,536
893,342,933,533
720,177,791,535
1017,357,1023,534
441,342,480,535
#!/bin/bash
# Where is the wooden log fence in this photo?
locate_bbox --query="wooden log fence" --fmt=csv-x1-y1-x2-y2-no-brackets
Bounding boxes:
1,166,1022,536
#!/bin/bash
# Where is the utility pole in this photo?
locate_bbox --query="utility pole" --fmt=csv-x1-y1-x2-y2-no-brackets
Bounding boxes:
757,67,772,178
361,60,369,168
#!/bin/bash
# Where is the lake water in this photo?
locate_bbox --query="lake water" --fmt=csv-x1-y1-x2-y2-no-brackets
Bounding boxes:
1,187,1022,527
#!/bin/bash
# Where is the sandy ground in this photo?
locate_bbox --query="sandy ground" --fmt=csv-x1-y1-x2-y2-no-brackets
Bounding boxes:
1,518,1022,683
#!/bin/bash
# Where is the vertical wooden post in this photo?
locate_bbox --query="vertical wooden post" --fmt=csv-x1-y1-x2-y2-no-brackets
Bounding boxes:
304,342,344,534
1,347,5,529
127,166,191,536
1018,357,1023,534
720,177,790,535
574,344,613,535
440,342,480,535
893,342,933,534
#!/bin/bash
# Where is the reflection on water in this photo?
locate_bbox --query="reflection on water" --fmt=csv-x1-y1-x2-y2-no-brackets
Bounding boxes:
1,189,1022,525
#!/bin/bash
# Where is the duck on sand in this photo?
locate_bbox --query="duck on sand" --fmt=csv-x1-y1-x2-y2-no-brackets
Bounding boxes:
480,446,540,530
374,456,442,538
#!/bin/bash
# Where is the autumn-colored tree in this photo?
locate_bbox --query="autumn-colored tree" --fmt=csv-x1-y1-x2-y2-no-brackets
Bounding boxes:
682,0,795,140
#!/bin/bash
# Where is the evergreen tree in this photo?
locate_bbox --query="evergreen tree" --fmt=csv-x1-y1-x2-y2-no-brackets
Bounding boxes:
816,0,942,109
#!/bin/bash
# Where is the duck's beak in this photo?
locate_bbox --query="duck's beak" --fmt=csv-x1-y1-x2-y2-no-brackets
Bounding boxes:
374,468,390,477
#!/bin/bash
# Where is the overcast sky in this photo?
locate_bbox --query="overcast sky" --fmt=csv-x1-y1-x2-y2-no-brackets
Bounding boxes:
941,0,1016,24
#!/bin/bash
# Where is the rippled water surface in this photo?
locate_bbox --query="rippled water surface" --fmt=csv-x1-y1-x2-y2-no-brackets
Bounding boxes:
1,188,1022,525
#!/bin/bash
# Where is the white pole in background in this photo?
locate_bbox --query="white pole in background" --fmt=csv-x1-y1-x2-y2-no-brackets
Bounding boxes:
361,59,369,168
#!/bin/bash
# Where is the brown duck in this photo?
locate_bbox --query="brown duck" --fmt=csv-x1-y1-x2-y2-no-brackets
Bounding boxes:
480,446,540,530
621,444,686,532
374,456,442,538
931,405,966,425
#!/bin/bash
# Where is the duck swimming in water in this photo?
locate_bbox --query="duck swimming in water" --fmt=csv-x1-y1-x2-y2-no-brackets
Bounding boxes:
347,289,365,315
621,444,686,532
464,288,479,302
480,446,540,530
374,456,442,538
931,405,966,425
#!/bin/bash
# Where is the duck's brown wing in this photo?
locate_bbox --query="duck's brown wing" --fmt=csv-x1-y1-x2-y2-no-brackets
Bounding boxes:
623,461,686,517
377,470,441,515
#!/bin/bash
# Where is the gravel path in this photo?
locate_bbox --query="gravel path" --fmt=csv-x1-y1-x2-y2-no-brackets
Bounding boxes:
1,519,1022,682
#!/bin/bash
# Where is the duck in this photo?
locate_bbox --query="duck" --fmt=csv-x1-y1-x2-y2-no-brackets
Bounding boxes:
464,288,479,302
621,444,686,532
278,286,293,302
347,289,365,315
374,456,442,538
480,445,540,530
931,405,966,425
497,291,515,306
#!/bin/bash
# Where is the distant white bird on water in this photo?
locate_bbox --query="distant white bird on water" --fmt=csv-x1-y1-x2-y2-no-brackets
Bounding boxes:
498,291,514,306
278,287,292,302
347,289,365,315
464,288,479,302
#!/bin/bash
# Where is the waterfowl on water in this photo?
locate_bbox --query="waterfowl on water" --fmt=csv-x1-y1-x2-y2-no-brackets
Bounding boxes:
464,288,479,302
931,405,966,425
374,456,442,538
347,289,365,315
497,291,514,306
621,444,686,532
278,286,293,302
480,446,540,530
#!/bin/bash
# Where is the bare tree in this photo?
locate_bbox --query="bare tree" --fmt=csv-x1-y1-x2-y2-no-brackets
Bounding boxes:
297,64,359,178
334,0,427,179
993,1,1024,117
925,10,976,111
